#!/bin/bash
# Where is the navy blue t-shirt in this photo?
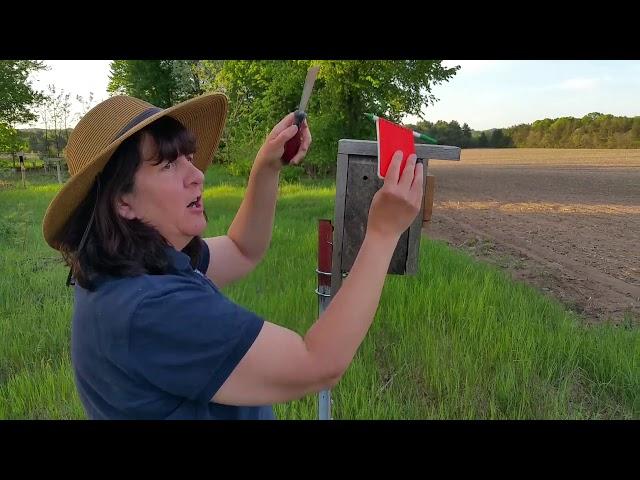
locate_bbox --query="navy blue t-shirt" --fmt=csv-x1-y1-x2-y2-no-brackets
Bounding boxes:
71,240,275,420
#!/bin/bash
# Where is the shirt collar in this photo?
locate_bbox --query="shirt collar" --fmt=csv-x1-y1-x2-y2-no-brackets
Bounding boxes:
164,245,194,273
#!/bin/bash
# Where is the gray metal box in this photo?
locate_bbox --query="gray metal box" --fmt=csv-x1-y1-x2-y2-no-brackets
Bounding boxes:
330,139,460,295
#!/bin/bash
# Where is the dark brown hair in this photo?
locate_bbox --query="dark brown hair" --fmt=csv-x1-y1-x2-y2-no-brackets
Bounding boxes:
58,116,206,291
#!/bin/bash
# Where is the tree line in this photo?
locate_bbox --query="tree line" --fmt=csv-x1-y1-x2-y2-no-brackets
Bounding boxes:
16,111,638,159
408,113,640,149
3,60,639,176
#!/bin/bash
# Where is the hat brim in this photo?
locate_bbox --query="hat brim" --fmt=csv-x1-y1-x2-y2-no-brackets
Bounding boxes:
42,92,228,250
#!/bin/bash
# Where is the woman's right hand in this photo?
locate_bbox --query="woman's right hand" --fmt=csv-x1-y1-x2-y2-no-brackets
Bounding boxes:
366,150,424,241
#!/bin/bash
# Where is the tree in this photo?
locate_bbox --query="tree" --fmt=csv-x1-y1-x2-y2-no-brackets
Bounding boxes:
584,112,604,122
107,60,206,108
461,123,472,147
488,129,499,147
507,124,531,147
31,85,72,157
315,60,458,141
0,123,28,158
477,132,488,148
0,60,46,126
632,118,640,146
195,60,458,174
171,60,205,102
44,85,72,156
446,120,463,146
36,96,52,157
75,92,96,123
108,60,176,108
107,60,459,174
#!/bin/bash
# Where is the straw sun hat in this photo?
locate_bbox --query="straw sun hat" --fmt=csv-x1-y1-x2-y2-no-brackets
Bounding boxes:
42,92,229,250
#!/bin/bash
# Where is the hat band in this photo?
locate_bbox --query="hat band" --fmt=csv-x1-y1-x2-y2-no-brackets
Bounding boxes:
113,106,163,141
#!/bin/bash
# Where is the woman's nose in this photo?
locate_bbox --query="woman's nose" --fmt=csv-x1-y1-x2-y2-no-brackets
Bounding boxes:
185,157,204,185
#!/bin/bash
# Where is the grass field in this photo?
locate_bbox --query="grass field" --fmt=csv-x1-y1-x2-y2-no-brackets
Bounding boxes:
0,164,638,419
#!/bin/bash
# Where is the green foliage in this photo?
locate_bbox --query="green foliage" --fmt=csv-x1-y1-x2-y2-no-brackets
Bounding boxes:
108,60,206,108
489,128,511,148
108,60,176,108
196,60,458,176
105,60,459,173
409,119,513,148
280,165,303,184
0,61,46,126
506,113,640,149
10,128,73,157
169,60,205,103
411,113,640,149
224,157,253,178
15,128,71,157
0,124,28,153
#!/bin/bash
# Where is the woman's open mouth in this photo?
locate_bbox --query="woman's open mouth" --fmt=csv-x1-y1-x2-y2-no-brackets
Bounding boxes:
187,196,203,211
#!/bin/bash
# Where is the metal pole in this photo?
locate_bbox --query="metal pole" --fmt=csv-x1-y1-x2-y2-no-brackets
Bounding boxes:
316,219,333,420
317,283,331,420
19,154,26,188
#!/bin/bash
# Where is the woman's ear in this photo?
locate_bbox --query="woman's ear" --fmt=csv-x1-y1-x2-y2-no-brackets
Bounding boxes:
116,194,137,220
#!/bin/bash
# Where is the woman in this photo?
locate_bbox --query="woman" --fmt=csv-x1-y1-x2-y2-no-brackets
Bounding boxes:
42,92,423,420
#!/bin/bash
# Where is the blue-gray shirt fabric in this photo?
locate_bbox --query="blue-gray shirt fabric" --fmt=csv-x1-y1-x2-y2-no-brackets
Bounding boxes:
71,241,275,420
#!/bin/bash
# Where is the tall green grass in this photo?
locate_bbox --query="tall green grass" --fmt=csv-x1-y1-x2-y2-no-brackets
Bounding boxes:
0,165,638,419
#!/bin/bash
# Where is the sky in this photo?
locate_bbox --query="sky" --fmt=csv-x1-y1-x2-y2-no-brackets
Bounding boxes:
17,60,112,129
411,60,640,130
17,60,640,131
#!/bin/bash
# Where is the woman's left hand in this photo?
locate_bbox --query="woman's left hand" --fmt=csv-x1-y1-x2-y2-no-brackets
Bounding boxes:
254,112,312,171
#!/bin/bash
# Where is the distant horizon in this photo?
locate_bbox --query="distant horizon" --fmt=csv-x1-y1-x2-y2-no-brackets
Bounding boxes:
16,111,637,135
403,60,640,130
402,111,637,133
15,60,640,131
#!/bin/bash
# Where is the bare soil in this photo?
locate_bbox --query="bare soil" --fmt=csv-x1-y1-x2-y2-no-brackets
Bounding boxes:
423,149,640,324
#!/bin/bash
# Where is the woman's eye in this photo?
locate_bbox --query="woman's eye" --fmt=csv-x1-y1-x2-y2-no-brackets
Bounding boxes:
162,161,174,170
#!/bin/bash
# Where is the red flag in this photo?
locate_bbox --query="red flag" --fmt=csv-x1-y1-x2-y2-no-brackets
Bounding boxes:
376,117,416,179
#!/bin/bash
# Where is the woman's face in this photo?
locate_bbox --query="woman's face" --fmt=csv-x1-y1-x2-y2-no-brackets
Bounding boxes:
117,133,206,250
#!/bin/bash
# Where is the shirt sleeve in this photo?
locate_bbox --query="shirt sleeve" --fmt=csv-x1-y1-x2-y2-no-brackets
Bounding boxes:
129,280,264,403
196,238,210,274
